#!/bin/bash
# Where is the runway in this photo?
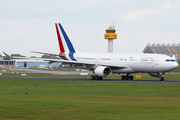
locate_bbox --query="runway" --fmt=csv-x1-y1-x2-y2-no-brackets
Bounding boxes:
0,77,180,83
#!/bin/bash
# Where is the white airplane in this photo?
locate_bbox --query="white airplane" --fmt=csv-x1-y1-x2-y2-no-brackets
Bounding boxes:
32,23,179,81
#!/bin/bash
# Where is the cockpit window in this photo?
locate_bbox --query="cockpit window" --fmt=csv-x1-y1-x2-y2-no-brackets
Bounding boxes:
165,59,176,62
171,59,176,62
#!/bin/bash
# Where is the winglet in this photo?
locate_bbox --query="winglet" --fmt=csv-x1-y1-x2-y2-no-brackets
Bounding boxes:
3,52,11,57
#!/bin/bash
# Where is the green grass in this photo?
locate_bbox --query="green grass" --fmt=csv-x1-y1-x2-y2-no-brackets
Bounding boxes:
1,72,180,80
0,80,180,120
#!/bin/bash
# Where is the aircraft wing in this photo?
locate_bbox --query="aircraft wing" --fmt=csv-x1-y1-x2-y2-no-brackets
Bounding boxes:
3,52,11,57
44,59,127,69
31,51,67,60
31,51,60,56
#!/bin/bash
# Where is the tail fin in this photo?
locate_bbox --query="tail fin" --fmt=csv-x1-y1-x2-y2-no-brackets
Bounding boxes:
55,23,76,61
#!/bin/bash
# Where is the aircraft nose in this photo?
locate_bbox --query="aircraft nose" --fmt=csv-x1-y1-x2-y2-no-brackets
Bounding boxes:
166,61,179,71
172,62,179,70
175,62,179,68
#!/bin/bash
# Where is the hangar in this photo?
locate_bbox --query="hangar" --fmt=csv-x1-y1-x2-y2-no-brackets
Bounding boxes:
143,43,180,61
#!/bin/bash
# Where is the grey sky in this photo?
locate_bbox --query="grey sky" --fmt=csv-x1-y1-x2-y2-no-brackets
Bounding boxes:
0,0,180,57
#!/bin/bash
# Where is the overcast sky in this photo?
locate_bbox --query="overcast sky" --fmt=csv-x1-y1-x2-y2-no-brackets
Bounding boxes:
0,0,180,57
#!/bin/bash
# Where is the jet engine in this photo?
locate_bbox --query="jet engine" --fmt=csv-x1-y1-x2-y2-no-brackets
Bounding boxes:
148,72,165,77
94,66,112,77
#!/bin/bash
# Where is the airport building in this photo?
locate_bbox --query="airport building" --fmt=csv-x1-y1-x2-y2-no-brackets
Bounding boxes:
15,59,60,68
0,59,60,68
143,43,180,61
0,60,16,68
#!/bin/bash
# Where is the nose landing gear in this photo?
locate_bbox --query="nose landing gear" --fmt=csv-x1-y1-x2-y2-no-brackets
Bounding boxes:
159,77,164,81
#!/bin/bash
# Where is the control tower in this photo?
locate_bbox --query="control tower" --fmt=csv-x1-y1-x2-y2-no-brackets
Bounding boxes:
104,25,117,53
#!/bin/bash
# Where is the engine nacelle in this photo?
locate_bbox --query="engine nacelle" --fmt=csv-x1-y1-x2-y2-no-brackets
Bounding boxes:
148,72,165,77
149,73,160,77
94,66,112,77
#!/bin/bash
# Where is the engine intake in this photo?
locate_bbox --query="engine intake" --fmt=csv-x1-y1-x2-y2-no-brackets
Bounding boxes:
94,66,112,77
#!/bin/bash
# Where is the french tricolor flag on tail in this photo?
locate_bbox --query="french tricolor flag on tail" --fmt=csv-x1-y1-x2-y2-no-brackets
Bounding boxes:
55,23,77,61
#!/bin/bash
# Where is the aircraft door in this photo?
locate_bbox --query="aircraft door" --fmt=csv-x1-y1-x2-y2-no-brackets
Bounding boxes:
96,55,99,65
154,57,160,65
153,57,161,72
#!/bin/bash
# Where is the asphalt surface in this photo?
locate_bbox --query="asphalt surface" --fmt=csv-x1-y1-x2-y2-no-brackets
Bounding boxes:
0,77,180,83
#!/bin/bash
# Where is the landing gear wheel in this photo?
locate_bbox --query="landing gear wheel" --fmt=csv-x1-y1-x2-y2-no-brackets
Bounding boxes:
126,75,129,80
99,77,103,80
91,75,95,80
95,75,99,80
129,75,133,80
159,77,164,81
121,75,125,80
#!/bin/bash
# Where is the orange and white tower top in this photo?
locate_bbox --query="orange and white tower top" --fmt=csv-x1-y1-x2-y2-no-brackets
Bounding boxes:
104,25,117,53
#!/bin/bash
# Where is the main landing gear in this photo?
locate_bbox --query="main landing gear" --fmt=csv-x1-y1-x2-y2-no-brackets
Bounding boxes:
121,74,133,80
91,75,103,80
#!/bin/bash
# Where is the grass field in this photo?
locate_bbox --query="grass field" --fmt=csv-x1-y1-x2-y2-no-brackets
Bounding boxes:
0,62,180,119
0,80,180,120
1,72,180,80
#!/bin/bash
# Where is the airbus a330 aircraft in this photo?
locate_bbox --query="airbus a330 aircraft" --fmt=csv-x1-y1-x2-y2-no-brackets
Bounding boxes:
32,23,179,81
